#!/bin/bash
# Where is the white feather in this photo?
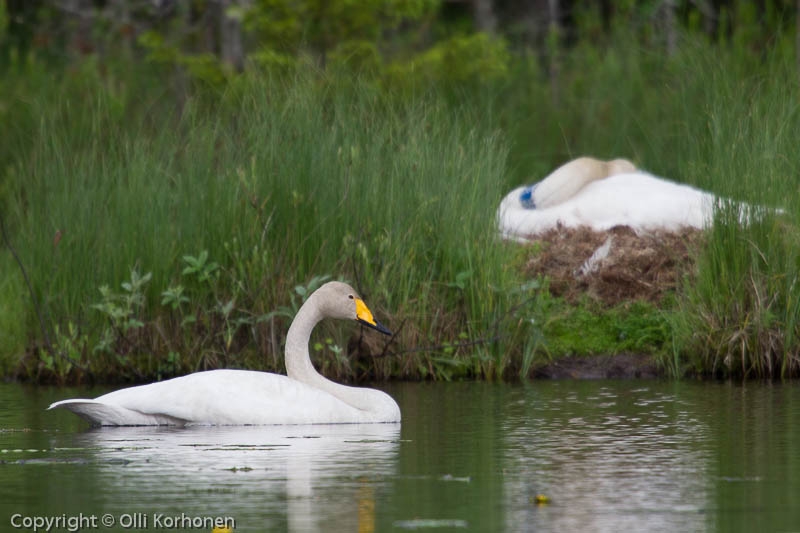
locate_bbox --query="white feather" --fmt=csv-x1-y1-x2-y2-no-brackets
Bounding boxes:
575,236,614,278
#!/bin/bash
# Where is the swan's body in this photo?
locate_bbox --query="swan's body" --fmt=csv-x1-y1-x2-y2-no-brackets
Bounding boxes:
499,171,718,238
496,156,756,239
49,282,400,426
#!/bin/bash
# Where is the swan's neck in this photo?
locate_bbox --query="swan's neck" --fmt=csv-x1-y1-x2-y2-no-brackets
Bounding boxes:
284,295,383,415
284,296,324,382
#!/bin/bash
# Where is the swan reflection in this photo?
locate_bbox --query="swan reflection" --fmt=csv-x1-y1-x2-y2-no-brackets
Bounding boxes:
70,424,400,532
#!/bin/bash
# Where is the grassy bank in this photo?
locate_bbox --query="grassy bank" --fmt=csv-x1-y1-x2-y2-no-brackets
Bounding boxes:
2,62,539,382
2,30,800,381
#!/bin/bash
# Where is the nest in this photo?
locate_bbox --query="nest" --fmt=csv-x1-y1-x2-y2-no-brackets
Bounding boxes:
523,225,705,306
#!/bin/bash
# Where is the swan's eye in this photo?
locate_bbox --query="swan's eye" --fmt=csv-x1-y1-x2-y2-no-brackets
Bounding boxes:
348,294,354,299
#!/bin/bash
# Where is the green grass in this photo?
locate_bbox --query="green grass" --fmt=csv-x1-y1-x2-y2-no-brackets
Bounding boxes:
655,39,800,378
538,298,671,358
2,65,539,382
3,28,800,381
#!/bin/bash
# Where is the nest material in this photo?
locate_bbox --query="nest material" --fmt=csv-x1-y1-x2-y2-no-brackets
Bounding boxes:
523,225,705,306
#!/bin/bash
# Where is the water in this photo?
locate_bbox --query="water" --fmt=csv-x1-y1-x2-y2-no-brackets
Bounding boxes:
1,380,799,532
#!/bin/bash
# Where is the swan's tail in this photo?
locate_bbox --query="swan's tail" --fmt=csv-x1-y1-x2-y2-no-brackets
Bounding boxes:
48,399,187,426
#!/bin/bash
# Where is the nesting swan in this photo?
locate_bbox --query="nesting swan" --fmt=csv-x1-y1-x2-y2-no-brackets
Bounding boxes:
498,157,728,240
49,282,401,426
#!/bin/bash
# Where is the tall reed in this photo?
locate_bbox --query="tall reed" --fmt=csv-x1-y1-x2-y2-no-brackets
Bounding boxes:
659,39,800,377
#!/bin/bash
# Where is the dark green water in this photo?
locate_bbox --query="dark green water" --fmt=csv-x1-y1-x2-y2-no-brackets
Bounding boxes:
1,380,799,532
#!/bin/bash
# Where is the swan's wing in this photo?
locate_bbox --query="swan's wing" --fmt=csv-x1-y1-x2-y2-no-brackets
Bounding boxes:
59,370,363,426
48,399,189,426
572,173,714,231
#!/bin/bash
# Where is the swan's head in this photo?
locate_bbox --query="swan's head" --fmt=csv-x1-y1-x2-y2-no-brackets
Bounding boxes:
315,281,392,335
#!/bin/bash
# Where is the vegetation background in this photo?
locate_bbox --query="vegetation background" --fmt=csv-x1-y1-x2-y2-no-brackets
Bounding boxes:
1,0,800,383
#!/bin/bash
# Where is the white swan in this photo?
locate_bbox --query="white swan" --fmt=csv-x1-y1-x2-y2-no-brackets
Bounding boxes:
48,281,401,426
498,157,730,239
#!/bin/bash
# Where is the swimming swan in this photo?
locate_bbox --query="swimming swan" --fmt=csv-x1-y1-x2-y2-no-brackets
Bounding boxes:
497,156,747,239
48,281,400,426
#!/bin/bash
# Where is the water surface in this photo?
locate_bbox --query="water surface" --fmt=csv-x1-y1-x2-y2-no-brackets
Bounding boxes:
1,380,799,532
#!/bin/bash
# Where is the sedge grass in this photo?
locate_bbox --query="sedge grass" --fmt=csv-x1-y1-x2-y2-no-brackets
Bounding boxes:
657,38,800,377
